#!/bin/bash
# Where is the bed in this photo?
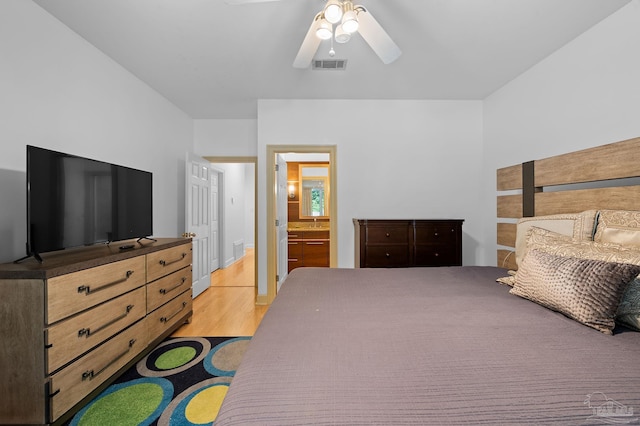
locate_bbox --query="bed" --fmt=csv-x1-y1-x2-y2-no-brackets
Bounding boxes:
216,137,640,425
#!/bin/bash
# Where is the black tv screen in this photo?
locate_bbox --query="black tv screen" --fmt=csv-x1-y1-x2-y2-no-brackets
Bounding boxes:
26,145,153,257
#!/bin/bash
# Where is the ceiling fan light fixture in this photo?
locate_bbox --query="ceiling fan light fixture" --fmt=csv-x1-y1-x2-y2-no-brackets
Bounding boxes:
335,25,351,43
341,2,358,34
316,18,333,40
324,0,343,24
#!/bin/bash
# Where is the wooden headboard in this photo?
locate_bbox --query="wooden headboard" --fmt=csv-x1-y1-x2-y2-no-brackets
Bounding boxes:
496,136,640,270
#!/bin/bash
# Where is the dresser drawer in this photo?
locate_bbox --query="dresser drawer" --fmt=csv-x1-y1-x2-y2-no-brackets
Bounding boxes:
365,246,411,267
366,225,410,244
415,246,458,266
48,319,147,422
147,244,193,282
415,223,458,244
47,256,146,324
46,286,146,374
146,266,192,313
146,289,192,340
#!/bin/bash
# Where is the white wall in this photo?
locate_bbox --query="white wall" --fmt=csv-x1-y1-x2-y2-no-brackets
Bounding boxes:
244,163,256,249
482,0,640,265
194,119,257,157
0,0,193,263
257,99,484,295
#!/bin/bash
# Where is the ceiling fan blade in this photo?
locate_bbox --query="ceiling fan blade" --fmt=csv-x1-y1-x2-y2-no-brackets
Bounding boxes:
355,6,402,64
293,14,322,69
224,0,282,4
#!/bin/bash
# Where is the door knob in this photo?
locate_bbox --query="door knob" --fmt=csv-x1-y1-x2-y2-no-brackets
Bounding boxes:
182,232,196,238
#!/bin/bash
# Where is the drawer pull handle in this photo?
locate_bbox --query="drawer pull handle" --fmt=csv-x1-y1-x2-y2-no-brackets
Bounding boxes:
306,242,324,245
81,339,137,381
78,305,134,338
435,253,439,257
161,301,188,323
159,253,187,267
160,277,187,295
386,233,390,237
386,253,391,258
434,232,439,236
78,270,134,295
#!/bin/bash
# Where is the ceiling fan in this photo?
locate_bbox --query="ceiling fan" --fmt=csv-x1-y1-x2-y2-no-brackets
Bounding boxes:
224,0,402,68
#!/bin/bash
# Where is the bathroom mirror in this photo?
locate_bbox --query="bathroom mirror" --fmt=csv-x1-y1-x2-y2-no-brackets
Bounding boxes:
299,164,330,218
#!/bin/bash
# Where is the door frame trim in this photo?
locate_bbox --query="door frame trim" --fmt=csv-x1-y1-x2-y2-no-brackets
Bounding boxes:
266,145,338,304
204,156,259,304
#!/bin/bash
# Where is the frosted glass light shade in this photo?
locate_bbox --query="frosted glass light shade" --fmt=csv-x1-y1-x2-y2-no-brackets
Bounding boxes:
324,0,343,24
316,19,333,40
335,25,351,43
342,10,358,33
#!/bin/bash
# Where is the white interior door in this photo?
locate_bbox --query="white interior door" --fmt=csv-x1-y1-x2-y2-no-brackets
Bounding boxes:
186,152,211,298
276,154,288,291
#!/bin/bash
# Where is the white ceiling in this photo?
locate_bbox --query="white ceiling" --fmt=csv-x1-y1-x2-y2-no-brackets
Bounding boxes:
33,0,630,119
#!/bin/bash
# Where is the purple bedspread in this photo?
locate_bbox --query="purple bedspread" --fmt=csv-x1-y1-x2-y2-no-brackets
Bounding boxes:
216,266,640,425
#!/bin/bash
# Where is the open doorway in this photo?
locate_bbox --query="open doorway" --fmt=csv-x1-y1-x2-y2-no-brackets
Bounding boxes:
266,145,337,304
204,156,258,301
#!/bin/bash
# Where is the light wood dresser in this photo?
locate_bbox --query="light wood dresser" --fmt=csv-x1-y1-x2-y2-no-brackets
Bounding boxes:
354,219,464,268
0,237,193,425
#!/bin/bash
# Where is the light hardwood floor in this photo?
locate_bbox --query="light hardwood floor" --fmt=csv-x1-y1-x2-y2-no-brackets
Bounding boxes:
172,248,268,337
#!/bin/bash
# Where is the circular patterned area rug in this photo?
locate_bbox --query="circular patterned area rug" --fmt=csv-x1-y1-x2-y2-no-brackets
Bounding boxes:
67,336,250,426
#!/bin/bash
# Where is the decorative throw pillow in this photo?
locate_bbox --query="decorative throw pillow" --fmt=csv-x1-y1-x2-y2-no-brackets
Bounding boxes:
514,211,597,267
521,226,640,330
616,280,640,331
495,211,596,286
496,270,516,287
511,249,640,334
594,210,640,248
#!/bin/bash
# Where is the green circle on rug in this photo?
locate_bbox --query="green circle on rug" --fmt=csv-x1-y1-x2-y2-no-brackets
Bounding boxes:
155,346,197,370
78,383,164,425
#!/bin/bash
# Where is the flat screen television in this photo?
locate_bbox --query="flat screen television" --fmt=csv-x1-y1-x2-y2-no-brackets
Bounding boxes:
25,145,153,261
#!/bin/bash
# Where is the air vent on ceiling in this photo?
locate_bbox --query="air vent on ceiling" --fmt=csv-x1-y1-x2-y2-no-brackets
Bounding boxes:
312,59,348,70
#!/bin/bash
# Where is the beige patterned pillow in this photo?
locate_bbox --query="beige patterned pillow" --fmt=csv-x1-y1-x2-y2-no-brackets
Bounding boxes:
594,210,640,248
514,211,597,267
522,227,640,331
511,249,640,334
495,211,596,286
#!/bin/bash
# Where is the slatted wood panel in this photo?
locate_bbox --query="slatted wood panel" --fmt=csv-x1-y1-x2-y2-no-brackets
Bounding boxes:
496,164,522,191
535,137,640,186
535,186,640,216
496,137,640,269
497,194,523,219
496,164,523,264
497,223,516,248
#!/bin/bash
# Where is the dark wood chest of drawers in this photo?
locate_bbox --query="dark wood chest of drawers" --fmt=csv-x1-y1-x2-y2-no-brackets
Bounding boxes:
354,219,464,268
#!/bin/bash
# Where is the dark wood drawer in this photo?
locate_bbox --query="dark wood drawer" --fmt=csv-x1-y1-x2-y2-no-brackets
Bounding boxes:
415,223,459,245
415,246,458,266
366,225,411,244
365,246,411,268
